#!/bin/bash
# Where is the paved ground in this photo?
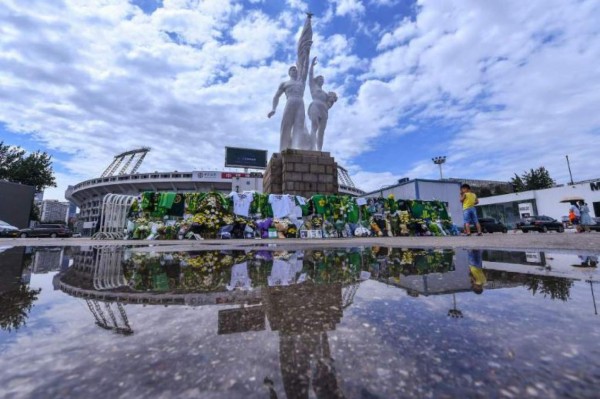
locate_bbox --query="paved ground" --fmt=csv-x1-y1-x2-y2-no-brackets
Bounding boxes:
2,230,600,253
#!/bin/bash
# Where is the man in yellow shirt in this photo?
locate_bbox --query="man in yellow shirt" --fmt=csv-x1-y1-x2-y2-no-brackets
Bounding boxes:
468,249,486,294
460,184,482,236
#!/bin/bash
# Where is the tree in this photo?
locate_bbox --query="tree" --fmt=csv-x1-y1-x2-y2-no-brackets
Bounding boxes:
29,200,40,222
0,142,25,180
0,142,56,191
492,184,512,195
0,285,42,332
478,187,493,198
511,174,525,192
510,167,555,192
524,275,573,302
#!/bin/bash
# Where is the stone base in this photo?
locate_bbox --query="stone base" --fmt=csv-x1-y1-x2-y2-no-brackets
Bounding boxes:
263,149,339,197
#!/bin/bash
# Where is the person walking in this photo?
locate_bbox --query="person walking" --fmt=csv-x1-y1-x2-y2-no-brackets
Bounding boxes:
569,202,581,230
460,184,482,236
579,200,593,232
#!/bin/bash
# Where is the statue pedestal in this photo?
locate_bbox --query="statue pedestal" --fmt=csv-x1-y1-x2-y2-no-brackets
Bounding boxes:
263,149,338,197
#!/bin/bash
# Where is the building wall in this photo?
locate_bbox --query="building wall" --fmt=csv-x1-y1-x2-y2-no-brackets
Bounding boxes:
534,184,598,220
0,247,26,294
231,176,263,193
0,181,35,228
416,180,462,225
40,200,69,223
361,180,463,225
478,180,600,224
366,183,417,200
397,250,471,295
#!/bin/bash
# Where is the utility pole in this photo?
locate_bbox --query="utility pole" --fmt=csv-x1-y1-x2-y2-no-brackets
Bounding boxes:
565,155,574,185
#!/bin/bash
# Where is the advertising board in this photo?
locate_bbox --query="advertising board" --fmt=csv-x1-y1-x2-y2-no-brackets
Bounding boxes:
224,147,267,169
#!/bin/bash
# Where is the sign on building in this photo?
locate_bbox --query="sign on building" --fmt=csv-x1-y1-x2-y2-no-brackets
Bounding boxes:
518,202,534,218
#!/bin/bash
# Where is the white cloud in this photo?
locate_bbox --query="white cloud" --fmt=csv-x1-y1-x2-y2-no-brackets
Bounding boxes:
377,18,417,50
333,0,365,17
349,170,404,193
369,0,399,5
1,0,599,200
356,0,600,183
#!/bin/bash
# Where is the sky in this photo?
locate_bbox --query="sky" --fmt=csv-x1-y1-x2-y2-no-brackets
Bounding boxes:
1,0,599,200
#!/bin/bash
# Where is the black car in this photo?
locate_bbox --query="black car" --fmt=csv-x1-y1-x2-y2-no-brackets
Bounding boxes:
478,218,508,233
19,224,72,238
516,216,564,233
0,220,20,237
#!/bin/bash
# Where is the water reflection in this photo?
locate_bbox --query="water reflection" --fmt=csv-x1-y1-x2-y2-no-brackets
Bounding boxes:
51,247,600,328
0,246,71,332
1,245,600,397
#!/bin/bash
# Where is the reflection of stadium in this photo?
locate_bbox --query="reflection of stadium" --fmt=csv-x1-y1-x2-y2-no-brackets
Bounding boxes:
53,248,364,331
65,148,364,234
54,247,361,397
50,246,600,395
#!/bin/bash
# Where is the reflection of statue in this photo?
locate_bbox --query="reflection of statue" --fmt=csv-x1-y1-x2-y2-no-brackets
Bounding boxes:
308,57,337,151
268,14,313,151
263,282,346,399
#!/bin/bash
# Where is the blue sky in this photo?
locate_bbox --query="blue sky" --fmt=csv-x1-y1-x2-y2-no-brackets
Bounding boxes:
1,0,599,200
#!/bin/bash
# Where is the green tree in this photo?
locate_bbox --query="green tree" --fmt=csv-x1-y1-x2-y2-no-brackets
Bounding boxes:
510,167,555,192
510,173,526,192
29,200,40,222
524,275,573,301
0,285,42,332
0,142,56,191
478,187,493,198
0,142,25,180
492,184,512,195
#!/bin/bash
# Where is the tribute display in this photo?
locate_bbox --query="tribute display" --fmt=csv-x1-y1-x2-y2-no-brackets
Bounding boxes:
267,13,337,152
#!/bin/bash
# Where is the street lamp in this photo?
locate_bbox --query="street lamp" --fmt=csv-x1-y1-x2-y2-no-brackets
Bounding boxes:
447,293,463,318
432,156,447,180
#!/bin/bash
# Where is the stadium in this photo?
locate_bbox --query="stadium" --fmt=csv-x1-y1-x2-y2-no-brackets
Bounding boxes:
66,148,364,234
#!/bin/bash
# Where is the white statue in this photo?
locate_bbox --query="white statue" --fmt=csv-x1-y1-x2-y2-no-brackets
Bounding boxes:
268,14,313,151
307,56,337,151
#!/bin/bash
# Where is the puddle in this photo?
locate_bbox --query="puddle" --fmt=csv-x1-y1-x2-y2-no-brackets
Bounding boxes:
1,245,599,398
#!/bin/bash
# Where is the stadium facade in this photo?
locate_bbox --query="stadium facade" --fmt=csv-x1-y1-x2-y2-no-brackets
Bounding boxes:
66,148,364,233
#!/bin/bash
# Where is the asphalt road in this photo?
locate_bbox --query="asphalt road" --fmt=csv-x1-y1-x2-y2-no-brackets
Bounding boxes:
2,230,600,253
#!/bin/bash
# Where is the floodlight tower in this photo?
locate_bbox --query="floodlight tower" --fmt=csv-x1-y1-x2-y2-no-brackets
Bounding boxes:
432,156,447,180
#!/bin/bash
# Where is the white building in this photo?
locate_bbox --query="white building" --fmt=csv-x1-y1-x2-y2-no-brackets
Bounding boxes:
477,179,600,228
40,200,70,223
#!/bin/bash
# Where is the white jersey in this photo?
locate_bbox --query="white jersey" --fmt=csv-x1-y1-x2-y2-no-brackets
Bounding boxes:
227,262,252,291
269,194,295,218
229,192,253,217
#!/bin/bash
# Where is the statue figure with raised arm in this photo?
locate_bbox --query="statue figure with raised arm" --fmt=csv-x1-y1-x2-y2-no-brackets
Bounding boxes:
268,13,313,151
307,56,338,151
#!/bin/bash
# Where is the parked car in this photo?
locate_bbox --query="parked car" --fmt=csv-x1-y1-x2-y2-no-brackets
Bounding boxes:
583,217,600,232
19,224,72,238
516,216,564,233
478,218,508,233
0,220,20,237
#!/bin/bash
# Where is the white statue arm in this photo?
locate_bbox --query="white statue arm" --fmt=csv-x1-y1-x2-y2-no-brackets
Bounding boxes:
297,15,313,85
308,56,318,97
268,83,285,118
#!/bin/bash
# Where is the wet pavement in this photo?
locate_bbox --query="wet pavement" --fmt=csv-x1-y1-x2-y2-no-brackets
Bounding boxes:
1,245,599,398
2,230,600,252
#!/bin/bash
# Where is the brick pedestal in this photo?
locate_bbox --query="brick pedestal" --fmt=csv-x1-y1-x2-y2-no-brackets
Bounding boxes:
263,149,338,197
